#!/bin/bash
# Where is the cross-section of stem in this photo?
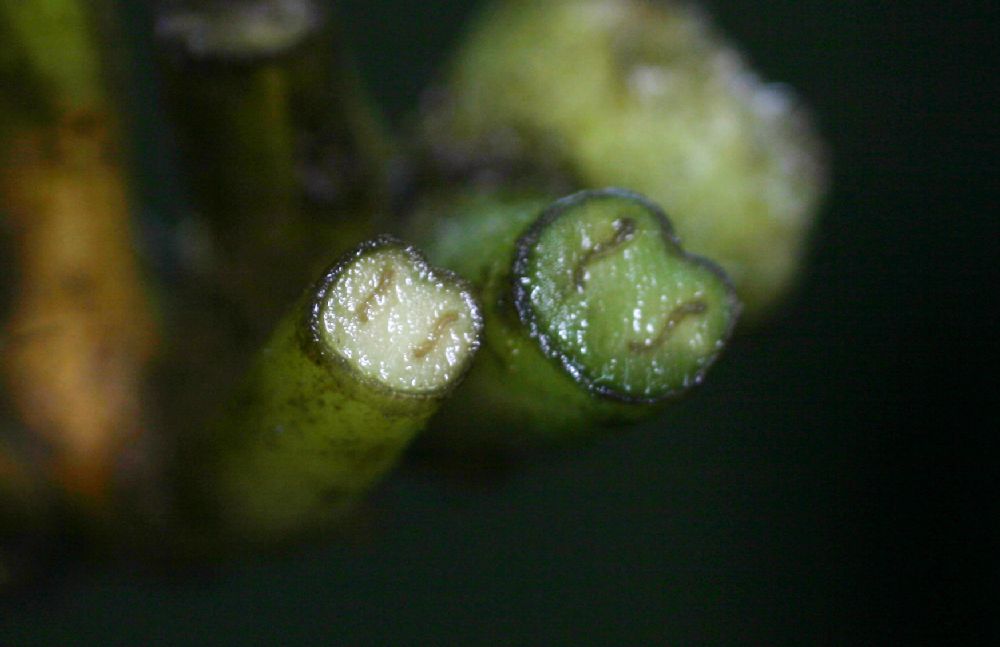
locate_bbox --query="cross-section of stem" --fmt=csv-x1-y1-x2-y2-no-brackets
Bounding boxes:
411,188,739,452
176,236,481,543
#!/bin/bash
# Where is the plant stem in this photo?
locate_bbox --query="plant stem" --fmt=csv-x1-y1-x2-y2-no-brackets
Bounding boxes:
175,236,481,544
0,0,158,507
406,187,739,454
154,0,392,336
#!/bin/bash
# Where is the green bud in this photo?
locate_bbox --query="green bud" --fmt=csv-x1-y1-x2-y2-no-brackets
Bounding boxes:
421,0,827,320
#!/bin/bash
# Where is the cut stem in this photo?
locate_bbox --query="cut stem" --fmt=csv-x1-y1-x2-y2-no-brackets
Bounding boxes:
512,189,738,402
175,236,481,544
409,188,740,452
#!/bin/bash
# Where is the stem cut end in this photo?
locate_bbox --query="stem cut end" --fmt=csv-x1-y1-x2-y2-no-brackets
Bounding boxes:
318,238,482,395
514,189,739,402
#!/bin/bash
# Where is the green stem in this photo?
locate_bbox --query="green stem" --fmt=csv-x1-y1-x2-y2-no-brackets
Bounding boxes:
0,0,106,125
155,0,393,334
175,236,482,544
406,187,739,453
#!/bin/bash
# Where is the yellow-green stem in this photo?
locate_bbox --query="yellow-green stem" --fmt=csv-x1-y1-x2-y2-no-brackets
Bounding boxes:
155,0,393,336
174,237,482,546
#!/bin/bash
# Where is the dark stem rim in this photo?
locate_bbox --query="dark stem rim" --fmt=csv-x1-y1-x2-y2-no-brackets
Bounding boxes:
510,187,742,405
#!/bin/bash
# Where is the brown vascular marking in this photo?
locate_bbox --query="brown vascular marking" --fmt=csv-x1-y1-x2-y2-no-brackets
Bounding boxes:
412,312,460,360
355,265,395,323
573,218,636,291
629,300,708,354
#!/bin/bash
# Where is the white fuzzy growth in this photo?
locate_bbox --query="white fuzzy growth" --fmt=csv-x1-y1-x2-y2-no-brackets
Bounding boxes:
321,249,478,393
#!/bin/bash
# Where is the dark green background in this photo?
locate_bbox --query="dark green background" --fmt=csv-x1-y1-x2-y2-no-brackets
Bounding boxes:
1,0,992,643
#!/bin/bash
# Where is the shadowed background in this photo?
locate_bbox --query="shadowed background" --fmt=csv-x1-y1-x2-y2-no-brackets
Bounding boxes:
1,0,992,643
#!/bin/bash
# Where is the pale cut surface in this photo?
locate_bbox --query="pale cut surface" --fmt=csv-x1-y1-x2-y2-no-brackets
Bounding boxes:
321,248,479,393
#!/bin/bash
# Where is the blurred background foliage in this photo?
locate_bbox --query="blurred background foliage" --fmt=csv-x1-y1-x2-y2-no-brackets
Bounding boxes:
1,0,992,643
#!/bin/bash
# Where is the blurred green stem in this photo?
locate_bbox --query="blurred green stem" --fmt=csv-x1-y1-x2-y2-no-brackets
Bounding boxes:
174,237,482,547
155,0,393,336
1,438,54,593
